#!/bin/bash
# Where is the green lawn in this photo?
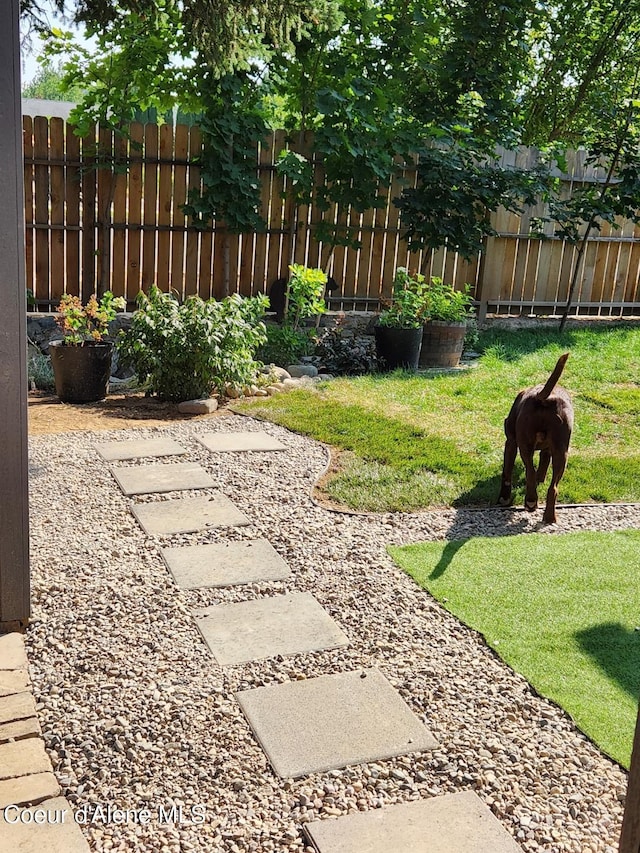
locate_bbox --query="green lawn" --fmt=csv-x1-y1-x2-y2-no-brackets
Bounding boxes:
236,325,640,511
389,530,640,767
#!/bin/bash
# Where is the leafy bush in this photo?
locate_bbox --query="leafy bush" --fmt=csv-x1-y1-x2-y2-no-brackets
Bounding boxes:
285,264,327,329
117,286,268,402
314,328,378,375
426,278,475,323
57,291,127,344
28,351,55,393
257,323,314,367
463,315,480,353
377,268,429,329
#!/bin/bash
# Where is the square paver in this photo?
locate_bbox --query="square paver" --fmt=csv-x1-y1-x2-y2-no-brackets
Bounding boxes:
197,431,286,453
95,437,188,461
304,790,522,853
0,669,29,697
0,797,90,852
0,738,52,780
111,462,215,496
194,592,349,665
0,633,27,670
0,691,37,725
131,494,250,536
236,667,438,778
0,772,61,809
0,717,41,743
161,538,291,589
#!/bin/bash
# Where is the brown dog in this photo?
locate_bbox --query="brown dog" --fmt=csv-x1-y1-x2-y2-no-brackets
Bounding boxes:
498,353,573,524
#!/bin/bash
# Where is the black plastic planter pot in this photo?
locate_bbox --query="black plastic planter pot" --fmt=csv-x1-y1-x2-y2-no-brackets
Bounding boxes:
374,325,422,372
49,340,114,403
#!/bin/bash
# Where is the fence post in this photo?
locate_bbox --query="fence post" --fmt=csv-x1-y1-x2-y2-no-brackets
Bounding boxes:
619,700,640,853
0,0,30,629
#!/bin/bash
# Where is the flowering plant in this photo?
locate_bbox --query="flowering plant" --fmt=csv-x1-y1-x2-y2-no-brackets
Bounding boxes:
56,292,127,344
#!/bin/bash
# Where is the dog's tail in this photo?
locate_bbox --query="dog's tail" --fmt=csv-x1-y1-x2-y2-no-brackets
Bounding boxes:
537,352,570,400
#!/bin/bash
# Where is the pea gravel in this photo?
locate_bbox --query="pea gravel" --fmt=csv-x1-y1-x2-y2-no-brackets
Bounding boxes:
26,414,634,852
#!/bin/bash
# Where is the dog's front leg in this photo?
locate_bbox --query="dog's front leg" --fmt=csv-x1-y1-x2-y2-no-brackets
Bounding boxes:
498,434,517,506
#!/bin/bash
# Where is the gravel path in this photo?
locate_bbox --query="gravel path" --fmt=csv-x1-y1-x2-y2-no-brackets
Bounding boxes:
27,415,634,852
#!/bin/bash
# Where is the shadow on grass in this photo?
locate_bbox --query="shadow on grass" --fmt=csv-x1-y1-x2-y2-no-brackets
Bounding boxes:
576,622,640,701
425,507,539,580
428,539,468,579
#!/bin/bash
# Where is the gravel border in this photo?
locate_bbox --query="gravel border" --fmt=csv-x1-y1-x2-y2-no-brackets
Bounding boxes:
26,415,633,852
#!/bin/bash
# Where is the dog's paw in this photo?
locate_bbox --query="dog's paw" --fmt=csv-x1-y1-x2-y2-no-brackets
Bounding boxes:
497,496,512,507
525,500,538,512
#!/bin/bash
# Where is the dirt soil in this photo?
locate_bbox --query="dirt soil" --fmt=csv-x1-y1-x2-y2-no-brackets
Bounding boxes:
28,391,230,435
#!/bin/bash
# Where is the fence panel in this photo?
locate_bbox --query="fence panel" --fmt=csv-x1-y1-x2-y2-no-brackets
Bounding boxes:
22,116,640,316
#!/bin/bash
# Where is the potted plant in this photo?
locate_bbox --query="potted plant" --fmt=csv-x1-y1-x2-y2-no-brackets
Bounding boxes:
374,268,428,371
49,292,126,403
419,277,475,368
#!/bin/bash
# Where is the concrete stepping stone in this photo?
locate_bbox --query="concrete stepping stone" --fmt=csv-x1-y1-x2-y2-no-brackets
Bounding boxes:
236,667,438,778
0,632,28,670
194,592,349,666
95,437,187,461
0,738,52,780
161,538,291,589
0,669,29,697
0,772,60,809
0,797,90,852
0,691,37,725
197,431,286,452
131,494,250,536
304,790,522,852
111,462,215,496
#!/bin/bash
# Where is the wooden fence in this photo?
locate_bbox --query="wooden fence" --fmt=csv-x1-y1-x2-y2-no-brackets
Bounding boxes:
23,115,640,316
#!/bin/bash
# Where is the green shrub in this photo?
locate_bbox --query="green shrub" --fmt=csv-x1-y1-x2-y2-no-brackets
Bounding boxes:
117,286,268,402
257,323,314,367
285,264,327,329
28,350,55,393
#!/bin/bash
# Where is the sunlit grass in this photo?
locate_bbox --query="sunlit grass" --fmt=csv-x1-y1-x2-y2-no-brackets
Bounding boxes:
390,530,640,767
236,325,640,510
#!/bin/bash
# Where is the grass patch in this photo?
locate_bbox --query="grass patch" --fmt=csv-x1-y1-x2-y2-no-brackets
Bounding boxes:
236,325,640,511
389,530,640,767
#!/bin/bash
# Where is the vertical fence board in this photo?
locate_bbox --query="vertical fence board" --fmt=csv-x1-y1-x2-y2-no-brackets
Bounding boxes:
170,123,189,299
65,124,80,297
185,126,202,298
48,119,65,302
253,132,273,296
126,123,143,299
80,130,96,302
111,136,128,298
96,126,114,296
33,116,50,304
142,123,159,290
23,117,34,299
156,124,173,291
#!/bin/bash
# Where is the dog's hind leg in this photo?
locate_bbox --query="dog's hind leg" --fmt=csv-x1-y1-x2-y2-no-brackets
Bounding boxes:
543,451,567,524
537,449,551,484
498,433,518,506
520,444,539,511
